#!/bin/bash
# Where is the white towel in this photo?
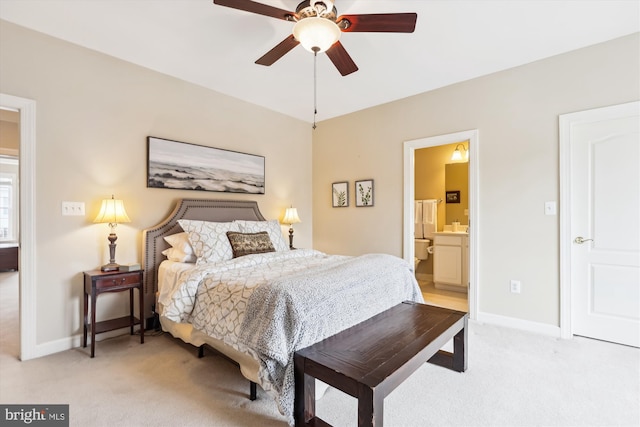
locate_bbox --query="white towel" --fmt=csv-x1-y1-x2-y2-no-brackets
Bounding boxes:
414,200,424,239
422,199,438,238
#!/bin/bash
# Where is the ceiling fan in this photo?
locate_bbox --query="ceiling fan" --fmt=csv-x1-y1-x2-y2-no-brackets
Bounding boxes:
213,0,417,76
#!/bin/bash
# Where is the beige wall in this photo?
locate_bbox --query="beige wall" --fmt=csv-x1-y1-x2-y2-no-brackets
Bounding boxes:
0,21,312,347
312,33,640,327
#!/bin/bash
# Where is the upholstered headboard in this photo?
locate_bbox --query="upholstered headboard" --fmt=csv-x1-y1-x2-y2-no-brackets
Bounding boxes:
141,198,266,325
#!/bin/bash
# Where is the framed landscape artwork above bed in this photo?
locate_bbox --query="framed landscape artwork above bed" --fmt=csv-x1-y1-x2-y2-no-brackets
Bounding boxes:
147,136,265,194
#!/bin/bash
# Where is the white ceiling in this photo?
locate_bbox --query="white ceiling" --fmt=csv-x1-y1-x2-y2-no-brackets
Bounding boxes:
1,0,638,123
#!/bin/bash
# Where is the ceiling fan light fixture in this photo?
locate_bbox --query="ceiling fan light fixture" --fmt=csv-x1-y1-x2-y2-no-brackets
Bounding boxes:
293,17,341,53
310,0,334,17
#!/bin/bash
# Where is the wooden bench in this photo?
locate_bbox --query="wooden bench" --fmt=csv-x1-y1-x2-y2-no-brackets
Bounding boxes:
294,301,468,427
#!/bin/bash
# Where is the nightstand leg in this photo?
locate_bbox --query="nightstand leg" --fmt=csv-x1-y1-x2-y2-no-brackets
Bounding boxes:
129,288,134,335
139,284,144,344
90,290,96,358
83,291,88,348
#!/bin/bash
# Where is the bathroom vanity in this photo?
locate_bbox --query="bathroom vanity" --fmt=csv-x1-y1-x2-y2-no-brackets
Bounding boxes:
433,231,468,292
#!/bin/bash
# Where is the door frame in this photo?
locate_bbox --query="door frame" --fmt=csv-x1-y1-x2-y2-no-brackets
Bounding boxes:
0,93,37,360
403,129,479,320
559,101,640,340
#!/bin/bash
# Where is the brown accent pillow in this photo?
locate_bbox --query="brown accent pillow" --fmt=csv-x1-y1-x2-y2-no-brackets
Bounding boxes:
226,231,276,258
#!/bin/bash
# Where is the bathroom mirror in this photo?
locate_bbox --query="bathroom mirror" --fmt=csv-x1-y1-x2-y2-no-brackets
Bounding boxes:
445,162,469,225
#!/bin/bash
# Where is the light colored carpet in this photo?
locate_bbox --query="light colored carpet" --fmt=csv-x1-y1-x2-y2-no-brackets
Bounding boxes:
1,272,639,426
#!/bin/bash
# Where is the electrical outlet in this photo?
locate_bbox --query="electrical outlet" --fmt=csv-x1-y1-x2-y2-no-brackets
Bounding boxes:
544,201,556,216
510,280,521,294
62,201,85,216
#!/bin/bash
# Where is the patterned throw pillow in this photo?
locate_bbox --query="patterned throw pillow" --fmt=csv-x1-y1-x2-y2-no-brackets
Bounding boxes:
234,219,290,252
177,219,240,265
226,231,276,258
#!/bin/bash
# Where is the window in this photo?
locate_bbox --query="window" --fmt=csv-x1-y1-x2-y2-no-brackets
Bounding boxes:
0,157,18,242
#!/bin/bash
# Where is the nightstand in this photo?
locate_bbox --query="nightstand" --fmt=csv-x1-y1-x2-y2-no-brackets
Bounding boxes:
83,269,144,358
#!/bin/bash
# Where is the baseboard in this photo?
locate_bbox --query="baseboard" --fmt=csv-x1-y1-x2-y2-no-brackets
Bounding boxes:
28,335,78,359
28,328,138,359
475,311,561,337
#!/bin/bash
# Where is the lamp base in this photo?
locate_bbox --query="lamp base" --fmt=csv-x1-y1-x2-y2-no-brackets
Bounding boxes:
101,237,120,272
288,227,295,250
100,263,120,272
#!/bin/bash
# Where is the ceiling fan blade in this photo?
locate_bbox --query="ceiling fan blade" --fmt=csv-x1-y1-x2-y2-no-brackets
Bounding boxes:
326,41,358,76
337,13,417,33
255,35,300,66
213,0,294,21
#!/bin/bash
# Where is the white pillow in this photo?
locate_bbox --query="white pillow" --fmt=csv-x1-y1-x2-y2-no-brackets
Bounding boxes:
178,219,240,265
162,247,197,263
234,219,289,252
163,232,194,255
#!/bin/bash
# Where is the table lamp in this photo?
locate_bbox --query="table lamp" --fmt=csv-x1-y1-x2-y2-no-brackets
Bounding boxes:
282,206,301,249
94,195,131,271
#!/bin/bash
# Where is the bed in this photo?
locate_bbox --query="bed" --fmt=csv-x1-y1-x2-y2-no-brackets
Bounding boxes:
142,198,423,422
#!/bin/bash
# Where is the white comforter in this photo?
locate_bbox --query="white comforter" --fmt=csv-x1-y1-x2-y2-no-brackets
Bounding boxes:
161,249,423,422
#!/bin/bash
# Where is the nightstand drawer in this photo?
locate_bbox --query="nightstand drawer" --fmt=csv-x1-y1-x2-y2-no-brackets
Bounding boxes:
95,272,141,290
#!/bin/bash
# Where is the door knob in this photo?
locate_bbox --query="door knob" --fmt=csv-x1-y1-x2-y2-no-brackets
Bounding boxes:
574,236,594,244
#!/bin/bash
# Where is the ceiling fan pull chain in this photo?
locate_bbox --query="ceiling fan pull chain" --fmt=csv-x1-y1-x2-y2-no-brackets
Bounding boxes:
313,49,318,129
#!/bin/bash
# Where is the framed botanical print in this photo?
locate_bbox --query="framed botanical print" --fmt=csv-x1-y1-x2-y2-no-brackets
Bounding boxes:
355,179,374,207
332,182,349,207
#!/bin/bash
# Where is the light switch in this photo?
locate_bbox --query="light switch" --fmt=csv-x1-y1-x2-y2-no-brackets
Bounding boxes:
62,201,85,216
544,201,556,216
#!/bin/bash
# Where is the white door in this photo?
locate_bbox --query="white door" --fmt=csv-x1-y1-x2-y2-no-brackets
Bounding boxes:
563,102,639,347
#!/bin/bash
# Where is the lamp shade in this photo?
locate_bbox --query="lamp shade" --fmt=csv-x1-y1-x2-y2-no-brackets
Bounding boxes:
293,17,341,53
94,196,131,225
283,207,301,225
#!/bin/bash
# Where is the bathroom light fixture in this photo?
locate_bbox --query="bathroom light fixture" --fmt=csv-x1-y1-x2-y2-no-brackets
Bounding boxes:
451,143,469,161
282,206,302,249
94,195,131,271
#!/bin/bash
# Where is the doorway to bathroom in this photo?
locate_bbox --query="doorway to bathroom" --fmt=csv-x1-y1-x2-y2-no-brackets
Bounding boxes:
403,130,479,319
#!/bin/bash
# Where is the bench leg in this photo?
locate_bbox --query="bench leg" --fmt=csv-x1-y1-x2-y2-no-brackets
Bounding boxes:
358,383,383,427
427,317,468,372
453,316,468,372
294,353,316,426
